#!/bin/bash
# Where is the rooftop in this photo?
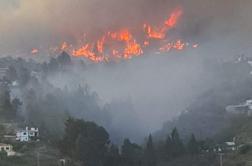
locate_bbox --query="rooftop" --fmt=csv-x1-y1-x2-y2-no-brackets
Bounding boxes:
0,143,11,146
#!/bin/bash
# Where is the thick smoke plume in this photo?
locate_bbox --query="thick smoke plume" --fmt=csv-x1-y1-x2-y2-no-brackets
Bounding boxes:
0,0,252,55
1,0,252,142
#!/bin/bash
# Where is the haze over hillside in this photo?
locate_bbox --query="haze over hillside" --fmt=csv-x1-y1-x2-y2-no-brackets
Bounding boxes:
1,1,252,166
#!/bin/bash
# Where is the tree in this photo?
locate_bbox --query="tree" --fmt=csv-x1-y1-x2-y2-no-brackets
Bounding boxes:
0,125,5,142
18,67,31,86
6,65,17,82
170,128,185,157
47,57,59,72
143,134,157,166
12,98,22,113
121,138,143,166
163,135,173,161
0,84,16,119
187,134,199,155
59,118,110,166
57,51,71,66
0,150,7,159
104,144,121,166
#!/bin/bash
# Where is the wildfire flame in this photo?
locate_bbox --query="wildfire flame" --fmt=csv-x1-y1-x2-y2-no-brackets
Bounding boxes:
71,28,144,62
61,42,68,50
144,8,182,40
31,48,39,55
159,40,186,52
32,8,199,62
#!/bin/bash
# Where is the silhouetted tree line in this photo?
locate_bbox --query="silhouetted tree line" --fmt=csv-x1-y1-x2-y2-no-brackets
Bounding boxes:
0,83,21,120
0,54,144,145
59,118,203,166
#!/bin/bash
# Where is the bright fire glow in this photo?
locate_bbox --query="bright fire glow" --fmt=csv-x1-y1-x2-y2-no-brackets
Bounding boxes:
34,8,199,62
159,40,185,52
61,42,68,50
31,48,39,55
144,8,182,40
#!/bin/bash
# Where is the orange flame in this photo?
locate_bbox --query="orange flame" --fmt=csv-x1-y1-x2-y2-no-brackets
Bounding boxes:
159,40,186,52
61,42,68,50
72,44,105,63
108,29,143,58
73,28,143,62
31,48,39,55
144,8,183,40
97,36,105,54
164,8,183,27
109,29,132,41
35,7,198,62
143,24,166,39
124,40,143,58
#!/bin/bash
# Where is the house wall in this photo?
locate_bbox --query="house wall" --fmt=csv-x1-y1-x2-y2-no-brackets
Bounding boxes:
0,144,16,156
16,131,29,142
16,127,39,142
0,144,13,153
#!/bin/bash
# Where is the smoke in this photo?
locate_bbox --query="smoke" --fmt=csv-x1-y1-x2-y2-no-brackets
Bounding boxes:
1,0,252,141
1,0,252,55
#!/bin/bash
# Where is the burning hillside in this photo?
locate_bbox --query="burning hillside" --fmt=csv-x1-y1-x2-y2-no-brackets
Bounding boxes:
31,8,198,62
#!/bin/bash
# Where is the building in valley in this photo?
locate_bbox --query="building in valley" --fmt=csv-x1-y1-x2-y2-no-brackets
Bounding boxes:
16,127,39,142
0,143,16,156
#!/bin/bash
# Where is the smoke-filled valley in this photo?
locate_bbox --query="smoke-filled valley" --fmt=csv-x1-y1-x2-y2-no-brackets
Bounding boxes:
1,0,252,166
0,50,210,143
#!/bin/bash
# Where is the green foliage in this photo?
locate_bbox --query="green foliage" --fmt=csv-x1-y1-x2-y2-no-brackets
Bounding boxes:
5,65,18,82
0,84,17,120
187,134,199,155
57,51,71,66
239,144,251,154
143,134,157,166
59,118,110,166
162,135,173,160
121,138,143,166
42,51,71,73
18,67,31,86
158,128,201,162
170,128,185,157
0,150,7,159
104,144,121,166
216,116,252,143
0,124,5,141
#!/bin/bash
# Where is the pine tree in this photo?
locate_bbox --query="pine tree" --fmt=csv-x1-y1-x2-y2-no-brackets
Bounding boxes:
104,144,120,166
171,128,185,157
60,118,110,166
187,134,199,155
164,135,173,160
144,134,157,166
121,138,143,166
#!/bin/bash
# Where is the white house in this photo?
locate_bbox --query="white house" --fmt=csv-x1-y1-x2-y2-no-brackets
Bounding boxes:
16,127,39,142
224,141,237,151
0,143,16,156
226,99,252,116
